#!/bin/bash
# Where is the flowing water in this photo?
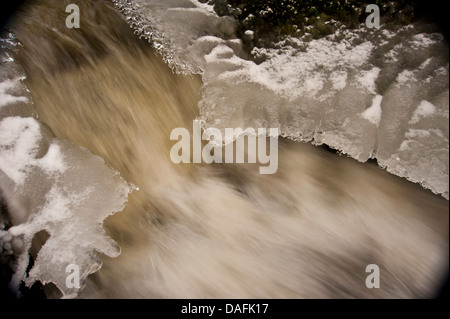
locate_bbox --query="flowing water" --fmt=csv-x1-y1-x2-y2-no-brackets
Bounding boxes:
1,0,448,298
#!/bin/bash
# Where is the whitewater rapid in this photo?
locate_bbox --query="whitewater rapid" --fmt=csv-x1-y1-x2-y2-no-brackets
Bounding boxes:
0,0,448,299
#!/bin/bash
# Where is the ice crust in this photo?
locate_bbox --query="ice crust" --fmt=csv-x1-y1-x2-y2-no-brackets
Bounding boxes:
0,33,132,298
113,0,449,199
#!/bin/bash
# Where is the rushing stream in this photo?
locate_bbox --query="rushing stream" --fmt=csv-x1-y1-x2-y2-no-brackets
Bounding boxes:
0,0,448,298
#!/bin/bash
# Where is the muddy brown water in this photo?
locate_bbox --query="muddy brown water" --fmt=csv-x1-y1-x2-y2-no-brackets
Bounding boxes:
6,0,448,298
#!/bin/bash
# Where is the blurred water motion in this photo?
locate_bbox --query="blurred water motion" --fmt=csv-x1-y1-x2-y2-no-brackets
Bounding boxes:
2,0,448,298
